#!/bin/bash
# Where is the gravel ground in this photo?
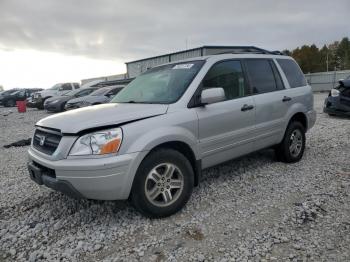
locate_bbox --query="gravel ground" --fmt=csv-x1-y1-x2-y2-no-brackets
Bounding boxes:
0,93,349,262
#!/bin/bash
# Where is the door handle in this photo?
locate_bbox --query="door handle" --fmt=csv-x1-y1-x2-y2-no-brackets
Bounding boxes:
282,96,292,102
241,104,254,111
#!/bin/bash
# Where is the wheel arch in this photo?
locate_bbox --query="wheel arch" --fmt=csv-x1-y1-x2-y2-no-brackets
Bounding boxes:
147,141,201,187
288,112,307,131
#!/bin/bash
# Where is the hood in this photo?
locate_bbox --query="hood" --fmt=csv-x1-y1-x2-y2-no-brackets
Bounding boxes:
339,79,350,88
36,103,168,134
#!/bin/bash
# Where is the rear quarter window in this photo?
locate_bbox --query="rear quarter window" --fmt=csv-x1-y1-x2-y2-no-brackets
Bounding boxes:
277,59,307,88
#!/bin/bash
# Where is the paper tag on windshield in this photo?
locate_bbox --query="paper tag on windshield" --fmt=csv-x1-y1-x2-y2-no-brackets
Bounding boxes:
172,64,194,69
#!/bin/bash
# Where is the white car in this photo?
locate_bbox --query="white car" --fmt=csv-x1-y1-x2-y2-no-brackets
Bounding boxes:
33,83,81,109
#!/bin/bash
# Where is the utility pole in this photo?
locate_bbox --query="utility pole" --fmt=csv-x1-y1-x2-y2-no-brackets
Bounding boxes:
326,52,329,72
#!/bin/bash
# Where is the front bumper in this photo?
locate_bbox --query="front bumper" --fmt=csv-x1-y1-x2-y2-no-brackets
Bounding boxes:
28,162,83,198
28,147,148,200
44,102,62,112
323,97,350,116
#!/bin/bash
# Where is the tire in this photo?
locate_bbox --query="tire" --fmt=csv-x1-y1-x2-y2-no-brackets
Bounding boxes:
131,148,194,218
275,121,306,163
60,102,67,112
37,97,49,110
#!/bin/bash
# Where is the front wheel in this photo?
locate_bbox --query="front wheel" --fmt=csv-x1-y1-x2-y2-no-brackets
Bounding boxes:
131,149,194,218
275,121,306,163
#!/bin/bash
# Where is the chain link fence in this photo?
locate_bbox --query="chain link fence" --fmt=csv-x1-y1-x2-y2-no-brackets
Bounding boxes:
305,70,350,92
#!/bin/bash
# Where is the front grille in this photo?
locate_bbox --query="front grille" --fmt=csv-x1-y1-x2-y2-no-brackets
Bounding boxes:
33,128,62,155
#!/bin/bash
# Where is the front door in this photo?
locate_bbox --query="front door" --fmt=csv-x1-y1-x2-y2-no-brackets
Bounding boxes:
194,60,256,169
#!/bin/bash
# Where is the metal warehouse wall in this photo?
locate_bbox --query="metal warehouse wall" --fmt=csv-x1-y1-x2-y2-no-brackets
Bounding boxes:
82,73,127,85
126,49,203,78
127,47,247,78
305,70,350,92
127,56,170,79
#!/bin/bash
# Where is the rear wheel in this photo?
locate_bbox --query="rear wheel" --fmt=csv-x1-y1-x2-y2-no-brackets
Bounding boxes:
275,121,306,163
131,149,194,218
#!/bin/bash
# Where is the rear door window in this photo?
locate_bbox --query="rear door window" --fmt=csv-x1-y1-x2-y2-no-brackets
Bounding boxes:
244,59,278,94
277,59,307,88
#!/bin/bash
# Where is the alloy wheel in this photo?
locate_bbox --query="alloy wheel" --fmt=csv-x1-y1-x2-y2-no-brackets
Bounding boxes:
289,129,303,158
144,163,184,207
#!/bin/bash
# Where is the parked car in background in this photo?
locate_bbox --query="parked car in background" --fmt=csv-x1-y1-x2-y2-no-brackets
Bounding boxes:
65,85,124,110
44,87,99,112
28,48,316,217
324,77,350,116
32,82,80,109
0,88,42,107
0,89,20,104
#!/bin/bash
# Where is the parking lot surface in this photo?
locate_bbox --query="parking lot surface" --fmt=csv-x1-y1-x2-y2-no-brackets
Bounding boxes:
0,93,349,261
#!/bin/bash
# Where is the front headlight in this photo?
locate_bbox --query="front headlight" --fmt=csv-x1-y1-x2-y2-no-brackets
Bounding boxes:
331,89,340,97
69,128,123,156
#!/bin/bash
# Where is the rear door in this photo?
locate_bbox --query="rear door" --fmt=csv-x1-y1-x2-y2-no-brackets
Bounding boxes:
194,60,256,169
244,59,288,150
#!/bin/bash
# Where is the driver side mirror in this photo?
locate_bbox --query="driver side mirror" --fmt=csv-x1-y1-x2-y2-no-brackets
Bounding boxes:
200,88,226,105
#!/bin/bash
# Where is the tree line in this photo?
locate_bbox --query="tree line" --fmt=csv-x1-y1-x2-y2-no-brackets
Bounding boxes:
283,37,350,74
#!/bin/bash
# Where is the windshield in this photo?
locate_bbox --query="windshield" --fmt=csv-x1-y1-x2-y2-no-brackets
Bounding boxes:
90,87,110,96
111,60,205,104
49,83,61,90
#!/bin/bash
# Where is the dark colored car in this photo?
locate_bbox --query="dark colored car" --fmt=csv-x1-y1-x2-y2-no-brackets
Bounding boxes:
44,87,99,112
64,85,124,110
0,89,20,105
0,88,42,107
324,77,350,116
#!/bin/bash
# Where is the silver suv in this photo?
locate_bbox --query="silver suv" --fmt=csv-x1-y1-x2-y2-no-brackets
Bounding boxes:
28,51,316,217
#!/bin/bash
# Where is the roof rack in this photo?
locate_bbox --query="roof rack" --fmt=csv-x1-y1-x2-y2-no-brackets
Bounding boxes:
216,46,284,55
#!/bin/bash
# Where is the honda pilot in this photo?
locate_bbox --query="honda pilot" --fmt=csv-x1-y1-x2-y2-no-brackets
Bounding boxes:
28,49,316,217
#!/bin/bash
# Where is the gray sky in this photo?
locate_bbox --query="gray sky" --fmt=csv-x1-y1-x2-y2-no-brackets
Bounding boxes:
0,0,349,89
1,0,349,61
